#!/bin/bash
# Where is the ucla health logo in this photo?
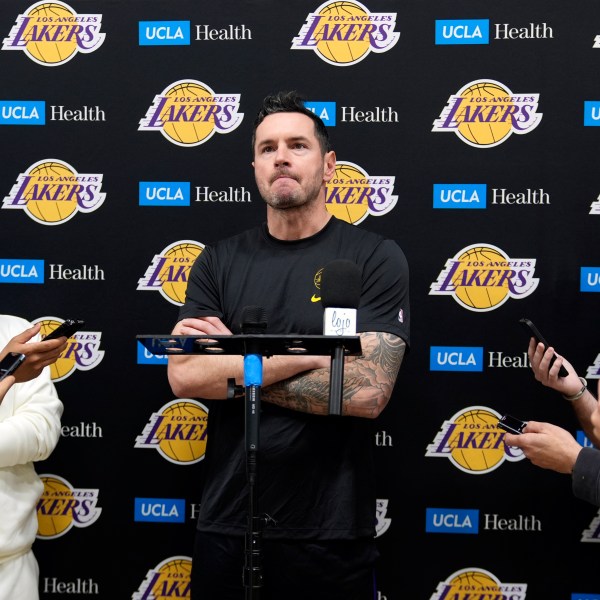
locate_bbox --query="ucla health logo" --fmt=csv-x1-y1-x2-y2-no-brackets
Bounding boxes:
425,406,525,474
430,346,484,372
429,243,539,312
137,240,203,305
304,100,336,126
430,568,527,599
426,508,479,534
435,19,490,45
33,317,104,382
135,399,209,465
2,1,105,66
137,341,167,365
433,79,542,148
0,259,44,284
133,556,191,600
139,182,190,207
584,101,600,126
433,183,486,209
139,79,243,147
581,267,600,292
134,498,185,523
0,100,45,125
139,21,190,45
325,160,397,225
3,159,105,225
291,1,399,66
36,474,102,539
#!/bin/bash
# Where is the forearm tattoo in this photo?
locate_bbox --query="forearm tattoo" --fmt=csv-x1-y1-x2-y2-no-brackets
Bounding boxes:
263,332,406,417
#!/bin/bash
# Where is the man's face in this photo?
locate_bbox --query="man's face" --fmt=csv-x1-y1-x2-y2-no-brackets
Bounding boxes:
252,112,333,210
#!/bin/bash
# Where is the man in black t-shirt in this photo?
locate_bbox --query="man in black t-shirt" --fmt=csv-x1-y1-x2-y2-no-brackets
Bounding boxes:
168,91,410,600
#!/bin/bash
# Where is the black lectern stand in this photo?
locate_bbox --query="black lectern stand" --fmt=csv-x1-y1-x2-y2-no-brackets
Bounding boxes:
137,333,362,599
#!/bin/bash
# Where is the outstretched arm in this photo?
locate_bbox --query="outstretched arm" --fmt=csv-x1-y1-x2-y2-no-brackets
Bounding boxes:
526,338,599,445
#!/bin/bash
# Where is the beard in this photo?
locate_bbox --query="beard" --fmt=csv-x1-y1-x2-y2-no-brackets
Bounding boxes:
258,169,324,210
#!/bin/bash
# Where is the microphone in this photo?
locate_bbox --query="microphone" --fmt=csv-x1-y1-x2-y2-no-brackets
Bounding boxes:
320,260,361,416
241,306,267,451
321,259,361,336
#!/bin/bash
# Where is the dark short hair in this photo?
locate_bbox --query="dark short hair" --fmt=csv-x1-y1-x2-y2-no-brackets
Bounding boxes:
252,90,331,155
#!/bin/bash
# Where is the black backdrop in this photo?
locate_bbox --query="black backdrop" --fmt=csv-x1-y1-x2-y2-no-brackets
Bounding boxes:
1,1,599,599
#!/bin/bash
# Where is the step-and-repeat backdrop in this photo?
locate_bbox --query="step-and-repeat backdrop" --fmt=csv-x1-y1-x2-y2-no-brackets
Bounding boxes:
1,1,599,598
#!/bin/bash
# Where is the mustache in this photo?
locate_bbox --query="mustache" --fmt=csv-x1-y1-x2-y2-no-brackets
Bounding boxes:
270,169,298,184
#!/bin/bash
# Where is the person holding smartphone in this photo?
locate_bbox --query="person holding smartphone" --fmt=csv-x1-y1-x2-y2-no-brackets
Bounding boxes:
0,314,66,600
504,338,600,505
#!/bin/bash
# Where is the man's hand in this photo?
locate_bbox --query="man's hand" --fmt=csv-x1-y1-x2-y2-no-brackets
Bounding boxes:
173,316,232,336
504,420,582,474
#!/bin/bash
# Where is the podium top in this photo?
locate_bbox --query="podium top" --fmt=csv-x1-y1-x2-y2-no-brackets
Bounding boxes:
137,334,362,357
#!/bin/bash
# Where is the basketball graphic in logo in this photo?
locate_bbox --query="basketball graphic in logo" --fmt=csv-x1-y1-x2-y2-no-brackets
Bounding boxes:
314,2,372,64
454,245,511,310
457,81,513,146
442,407,506,474
37,475,75,537
23,161,79,223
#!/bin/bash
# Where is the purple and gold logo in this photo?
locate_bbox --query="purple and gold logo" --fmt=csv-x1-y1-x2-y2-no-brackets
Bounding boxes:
139,79,243,147
2,1,105,66
429,243,539,311
433,79,542,147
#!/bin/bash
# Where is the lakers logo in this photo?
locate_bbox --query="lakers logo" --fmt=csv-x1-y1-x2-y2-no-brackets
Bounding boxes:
2,159,106,225
431,568,527,599
135,399,209,465
1,2,105,66
325,161,397,225
425,406,525,474
133,556,192,600
37,474,102,539
139,79,244,147
291,1,400,66
32,316,104,381
137,240,204,306
432,79,542,147
429,243,539,312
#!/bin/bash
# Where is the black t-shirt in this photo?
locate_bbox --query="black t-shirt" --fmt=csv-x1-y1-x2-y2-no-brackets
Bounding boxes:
178,217,410,540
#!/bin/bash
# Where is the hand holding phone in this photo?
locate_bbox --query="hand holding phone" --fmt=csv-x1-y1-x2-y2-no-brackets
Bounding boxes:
43,319,85,340
0,352,26,381
519,318,569,377
497,414,528,435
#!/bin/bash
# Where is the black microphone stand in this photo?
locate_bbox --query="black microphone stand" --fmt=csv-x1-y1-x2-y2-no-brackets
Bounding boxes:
240,344,271,598
137,333,362,599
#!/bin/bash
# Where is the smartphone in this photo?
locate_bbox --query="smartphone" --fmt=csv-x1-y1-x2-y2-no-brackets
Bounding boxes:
519,317,569,377
43,319,85,340
0,352,26,381
497,414,528,435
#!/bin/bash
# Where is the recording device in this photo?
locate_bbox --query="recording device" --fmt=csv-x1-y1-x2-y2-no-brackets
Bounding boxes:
519,317,569,377
0,352,26,382
320,259,361,336
241,306,268,451
497,414,528,435
43,318,85,340
320,260,361,415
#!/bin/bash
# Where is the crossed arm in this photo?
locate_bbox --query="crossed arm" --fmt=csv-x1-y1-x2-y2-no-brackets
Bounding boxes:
167,316,406,418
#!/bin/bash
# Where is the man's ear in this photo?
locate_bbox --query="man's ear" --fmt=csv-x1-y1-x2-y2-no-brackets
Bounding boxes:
323,150,336,182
